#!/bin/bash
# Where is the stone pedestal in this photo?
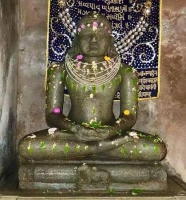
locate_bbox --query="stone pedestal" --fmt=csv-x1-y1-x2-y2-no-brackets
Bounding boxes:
19,160,167,191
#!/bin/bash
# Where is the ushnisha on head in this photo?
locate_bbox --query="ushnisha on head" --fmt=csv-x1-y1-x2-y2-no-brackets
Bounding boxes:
68,12,118,59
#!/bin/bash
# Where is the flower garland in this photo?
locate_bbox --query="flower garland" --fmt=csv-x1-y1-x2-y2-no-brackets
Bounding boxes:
65,54,121,86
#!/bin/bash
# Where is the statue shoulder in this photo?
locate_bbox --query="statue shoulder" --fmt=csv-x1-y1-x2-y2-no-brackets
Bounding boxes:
47,61,65,73
121,63,134,71
120,63,138,77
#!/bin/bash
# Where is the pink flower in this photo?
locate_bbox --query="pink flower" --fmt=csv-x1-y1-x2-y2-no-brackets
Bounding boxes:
76,54,83,60
77,62,82,67
81,24,85,29
78,28,81,32
129,131,139,139
93,22,98,27
105,26,108,30
53,108,61,114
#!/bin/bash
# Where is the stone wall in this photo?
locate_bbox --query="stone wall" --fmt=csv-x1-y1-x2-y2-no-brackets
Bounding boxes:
0,0,19,183
17,0,186,182
17,0,48,142
134,0,186,180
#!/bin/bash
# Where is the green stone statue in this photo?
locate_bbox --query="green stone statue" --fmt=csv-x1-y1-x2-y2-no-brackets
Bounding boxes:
18,12,168,191
19,13,166,160
19,13,166,164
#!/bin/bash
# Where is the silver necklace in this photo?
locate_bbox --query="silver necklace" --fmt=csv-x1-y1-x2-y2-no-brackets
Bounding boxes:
65,54,121,86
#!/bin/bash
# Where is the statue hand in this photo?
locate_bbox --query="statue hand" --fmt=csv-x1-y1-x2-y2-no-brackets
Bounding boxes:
114,115,136,131
75,125,115,142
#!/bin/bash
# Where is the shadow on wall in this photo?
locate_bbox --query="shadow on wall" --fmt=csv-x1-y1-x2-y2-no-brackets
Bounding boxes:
0,0,19,183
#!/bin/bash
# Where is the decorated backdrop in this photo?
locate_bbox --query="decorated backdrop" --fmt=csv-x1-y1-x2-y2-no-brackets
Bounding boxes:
47,0,161,100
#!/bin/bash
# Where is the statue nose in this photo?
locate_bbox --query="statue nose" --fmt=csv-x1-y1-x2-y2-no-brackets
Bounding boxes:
91,34,98,43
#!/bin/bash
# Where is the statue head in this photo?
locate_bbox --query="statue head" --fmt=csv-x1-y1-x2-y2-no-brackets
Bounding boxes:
68,12,118,59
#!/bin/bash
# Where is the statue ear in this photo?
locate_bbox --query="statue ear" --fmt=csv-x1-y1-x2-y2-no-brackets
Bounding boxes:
108,37,118,58
68,35,79,58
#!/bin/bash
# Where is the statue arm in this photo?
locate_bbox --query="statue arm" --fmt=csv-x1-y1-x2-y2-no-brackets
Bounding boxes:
117,64,138,130
45,62,78,132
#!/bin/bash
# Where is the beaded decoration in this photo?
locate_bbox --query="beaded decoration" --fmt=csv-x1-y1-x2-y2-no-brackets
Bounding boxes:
77,21,112,34
65,54,121,86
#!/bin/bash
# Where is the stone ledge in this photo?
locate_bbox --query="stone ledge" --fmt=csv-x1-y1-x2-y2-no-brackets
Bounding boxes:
0,196,185,200
0,176,186,200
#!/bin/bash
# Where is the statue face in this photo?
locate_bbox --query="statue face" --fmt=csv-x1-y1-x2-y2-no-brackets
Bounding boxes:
78,27,111,57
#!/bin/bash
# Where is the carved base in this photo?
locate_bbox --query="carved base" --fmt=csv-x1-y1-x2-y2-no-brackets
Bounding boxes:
19,161,167,191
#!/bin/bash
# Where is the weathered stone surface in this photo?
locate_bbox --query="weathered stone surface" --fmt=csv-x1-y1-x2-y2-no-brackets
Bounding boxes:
0,0,19,183
19,163,167,191
134,0,186,182
17,0,48,142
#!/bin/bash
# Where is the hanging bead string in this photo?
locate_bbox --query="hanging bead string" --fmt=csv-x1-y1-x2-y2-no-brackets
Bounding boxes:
115,16,149,54
65,54,121,86
58,8,77,37
56,0,152,56
114,0,152,54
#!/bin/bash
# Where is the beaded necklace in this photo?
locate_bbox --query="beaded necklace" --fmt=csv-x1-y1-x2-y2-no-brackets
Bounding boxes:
65,54,121,86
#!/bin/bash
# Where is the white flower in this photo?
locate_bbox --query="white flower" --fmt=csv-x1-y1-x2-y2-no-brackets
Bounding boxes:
90,93,94,98
92,61,98,71
116,118,121,124
27,134,36,139
129,131,139,139
48,128,57,135
132,87,136,91
93,26,97,32
99,143,102,147
132,68,137,73
84,146,89,150
130,150,133,153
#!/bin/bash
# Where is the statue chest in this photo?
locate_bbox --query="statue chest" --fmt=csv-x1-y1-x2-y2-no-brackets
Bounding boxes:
65,73,121,101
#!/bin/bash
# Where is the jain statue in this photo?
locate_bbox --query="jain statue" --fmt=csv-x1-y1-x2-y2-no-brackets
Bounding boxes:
18,13,167,191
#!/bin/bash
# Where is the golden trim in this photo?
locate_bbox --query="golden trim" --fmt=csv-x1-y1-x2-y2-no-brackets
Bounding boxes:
45,0,51,90
139,0,162,101
158,0,162,99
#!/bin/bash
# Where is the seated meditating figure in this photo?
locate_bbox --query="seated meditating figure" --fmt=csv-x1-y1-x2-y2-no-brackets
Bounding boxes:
19,13,166,162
